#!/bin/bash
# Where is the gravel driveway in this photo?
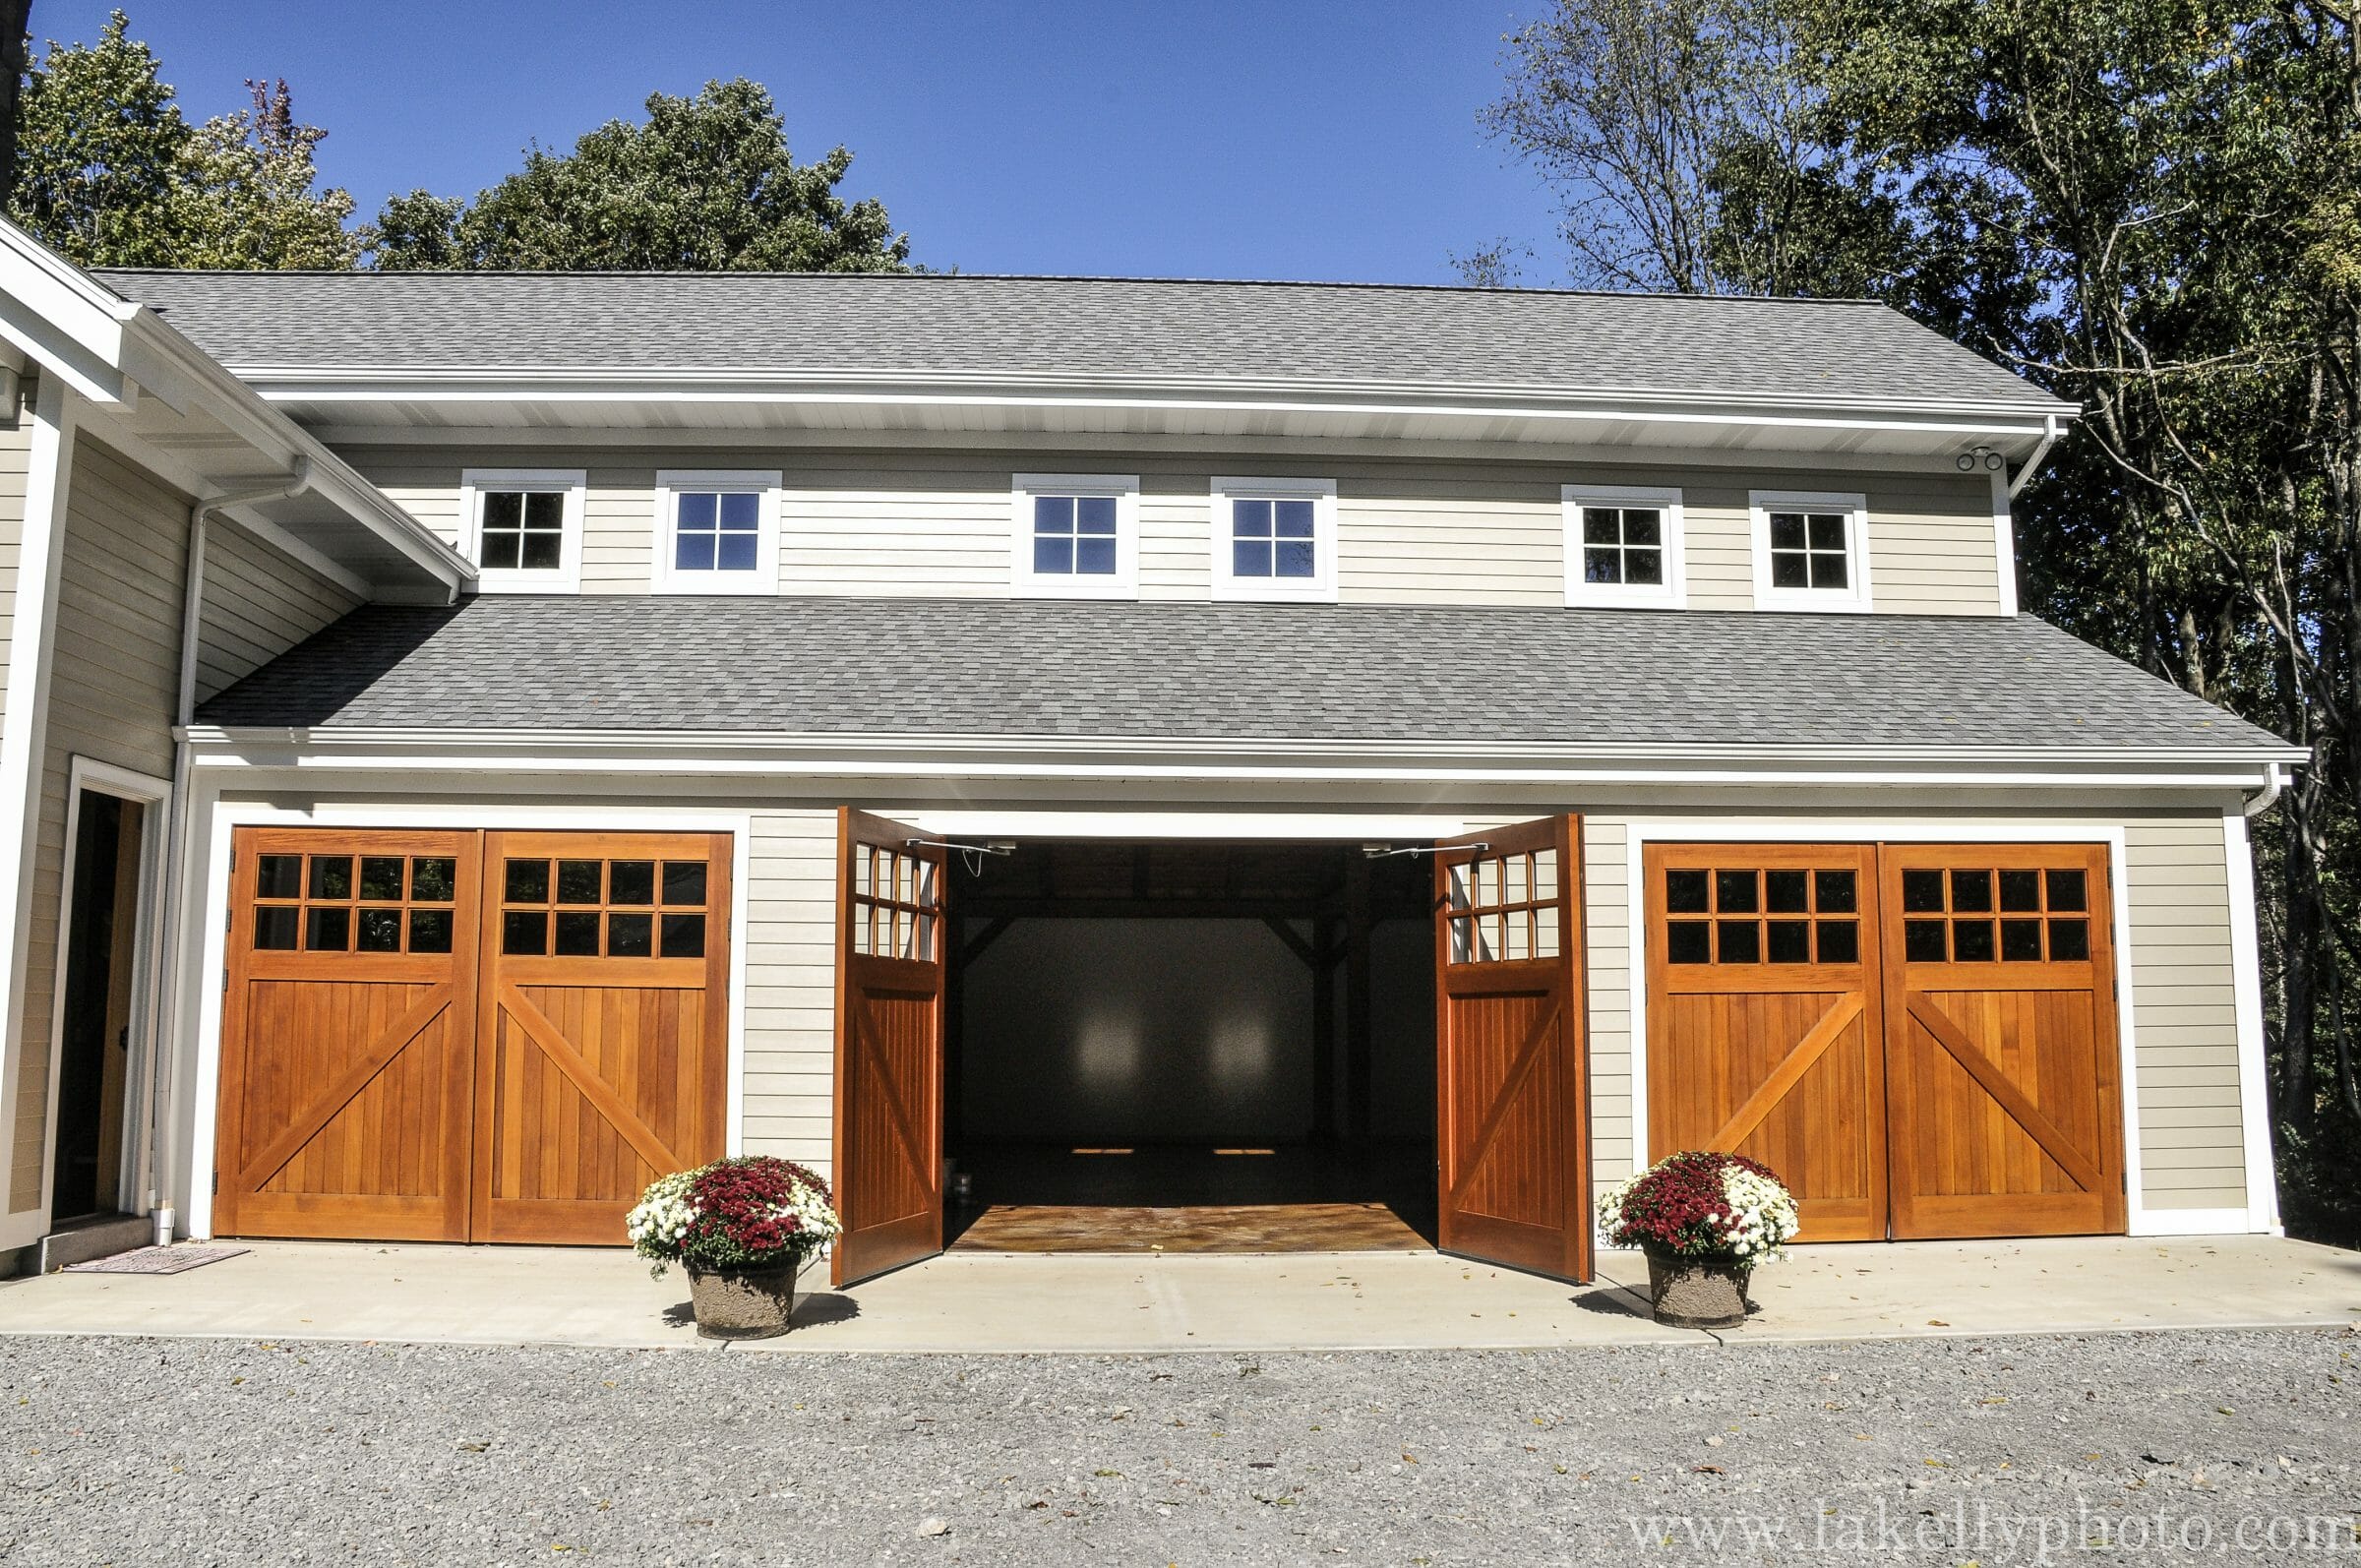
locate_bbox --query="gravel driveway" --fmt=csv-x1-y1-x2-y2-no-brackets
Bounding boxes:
1,1327,2354,1565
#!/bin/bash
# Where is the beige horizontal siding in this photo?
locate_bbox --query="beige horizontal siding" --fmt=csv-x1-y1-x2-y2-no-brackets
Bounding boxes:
0,413,32,730
741,811,840,1177
2122,814,2247,1211
196,522,364,701
345,447,2005,614
11,437,189,1211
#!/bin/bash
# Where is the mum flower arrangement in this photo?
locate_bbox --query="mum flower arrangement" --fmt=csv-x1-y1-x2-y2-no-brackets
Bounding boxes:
627,1155,842,1280
1596,1149,1799,1264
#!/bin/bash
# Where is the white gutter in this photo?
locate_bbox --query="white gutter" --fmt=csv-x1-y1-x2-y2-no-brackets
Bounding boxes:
2242,760,2287,817
142,462,314,1247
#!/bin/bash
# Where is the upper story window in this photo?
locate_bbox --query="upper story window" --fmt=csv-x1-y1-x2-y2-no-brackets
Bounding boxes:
460,468,585,593
1563,484,1684,608
1210,477,1337,602
654,470,781,595
1750,490,1870,612
1010,474,1139,598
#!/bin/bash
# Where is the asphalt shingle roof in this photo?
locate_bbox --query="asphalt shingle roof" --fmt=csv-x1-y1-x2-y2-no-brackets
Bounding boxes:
92,270,2062,410
193,597,2287,754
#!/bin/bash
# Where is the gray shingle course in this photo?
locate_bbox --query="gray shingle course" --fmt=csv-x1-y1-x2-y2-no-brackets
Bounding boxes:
192,596,2288,754
91,270,2062,409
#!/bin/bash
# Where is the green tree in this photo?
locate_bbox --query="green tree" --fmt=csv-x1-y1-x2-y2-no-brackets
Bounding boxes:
365,78,908,271
6,10,355,268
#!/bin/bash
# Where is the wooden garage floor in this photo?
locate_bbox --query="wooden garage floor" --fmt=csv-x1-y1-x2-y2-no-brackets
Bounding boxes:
944,1141,1436,1255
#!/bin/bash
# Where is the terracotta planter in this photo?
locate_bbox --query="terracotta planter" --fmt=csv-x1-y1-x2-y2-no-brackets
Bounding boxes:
686,1257,801,1340
1642,1248,1751,1329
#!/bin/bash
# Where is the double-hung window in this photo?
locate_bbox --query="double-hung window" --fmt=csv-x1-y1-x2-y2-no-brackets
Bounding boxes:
1562,485,1684,607
1010,474,1138,597
1210,477,1337,602
1750,490,1870,611
461,468,585,592
654,470,781,594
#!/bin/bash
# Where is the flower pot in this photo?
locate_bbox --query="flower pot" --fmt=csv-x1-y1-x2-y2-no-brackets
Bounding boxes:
686,1257,801,1340
1642,1248,1750,1330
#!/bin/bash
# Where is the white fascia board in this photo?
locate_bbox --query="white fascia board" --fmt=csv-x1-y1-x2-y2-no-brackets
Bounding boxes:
235,373,2074,444
180,726,2297,790
0,223,134,405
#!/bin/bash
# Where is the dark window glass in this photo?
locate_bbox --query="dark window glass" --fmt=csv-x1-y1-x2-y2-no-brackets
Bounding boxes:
1624,548,1662,584
257,854,302,899
502,911,547,955
2000,919,2044,961
2048,919,2090,961
1952,919,1996,962
1665,870,1710,914
1808,552,1848,589
1273,499,1315,538
1769,513,1807,551
305,907,349,951
1769,553,1809,589
1950,869,1993,912
1807,513,1846,551
408,909,453,954
1582,509,1620,546
481,489,567,573
1905,919,1949,963
410,858,456,902
556,860,603,905
359,856,406,902
1902,869,1945,913
1076,536,1118,574
1666,922,1712,964
505,859,550,903
1275,540,1315,577
609,861,655,906
1814,870,1856,913
1765,870,1809,913
1035,536,1071,574
1999,869,2041,912
2046,869,2088,912
607,912,654,957
1816,920,1859,965
663,862,707,906
1714,870,1758,913
1716,920,1761,964
662,913,705,958
253,906,299,950
357,907,401,952
1584,547,1623,584
520,530,562,571
1624,510,1662,547
554,911,601,955
1766,920,1811,964
308,856,353,901
1075,495,1118,535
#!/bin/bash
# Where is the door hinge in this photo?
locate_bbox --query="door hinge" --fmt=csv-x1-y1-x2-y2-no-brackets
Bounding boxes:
212,1173,219,1195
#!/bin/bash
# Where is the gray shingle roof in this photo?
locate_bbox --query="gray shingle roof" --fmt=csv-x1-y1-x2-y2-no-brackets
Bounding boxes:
92,270,2063,410
192,597,2288,755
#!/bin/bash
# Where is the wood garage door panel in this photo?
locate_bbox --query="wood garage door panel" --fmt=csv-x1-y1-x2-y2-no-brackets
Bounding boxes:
1644,844,1886,1242
1441,982,1568,1233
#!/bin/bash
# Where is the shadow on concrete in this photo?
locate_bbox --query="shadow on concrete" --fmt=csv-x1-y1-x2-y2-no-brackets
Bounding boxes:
1570,1284,1654,1319
792,1292,862,1329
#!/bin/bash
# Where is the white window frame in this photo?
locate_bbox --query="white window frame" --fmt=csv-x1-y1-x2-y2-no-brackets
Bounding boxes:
653,469,782,596
1749,489,1871,613
1562,484,1685,609
459,468,586,594
1209,476,1339,603
1009,473,1140,599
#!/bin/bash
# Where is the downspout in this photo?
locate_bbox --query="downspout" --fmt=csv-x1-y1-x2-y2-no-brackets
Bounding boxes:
2008,414,2062,498
2242,761,2286,818
143,460,311,1247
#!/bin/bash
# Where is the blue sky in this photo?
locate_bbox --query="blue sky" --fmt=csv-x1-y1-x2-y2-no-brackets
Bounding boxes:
33,1,1564,283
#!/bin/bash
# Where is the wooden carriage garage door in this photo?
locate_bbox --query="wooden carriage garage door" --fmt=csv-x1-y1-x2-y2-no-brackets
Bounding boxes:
1644,842,2123,1241
215,828,730,1244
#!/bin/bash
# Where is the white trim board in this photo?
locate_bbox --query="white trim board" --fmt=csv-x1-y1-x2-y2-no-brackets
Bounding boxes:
2220,810,2281,1233
1615,818,2257,1238
0,378,78,1250
36,757,173,1229
180,801,757,1240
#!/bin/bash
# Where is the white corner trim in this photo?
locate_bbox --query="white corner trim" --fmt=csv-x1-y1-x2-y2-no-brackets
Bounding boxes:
1008,473,1141,600
0,378,79,1251
2126,1206,2265,1238
650,469,782,596
2221,810,2280,1232
36,757,173,1224
1620,820,2164,1235
457,467,586,594
1209,476,1339,603
180,800,757,1240
1988,468,2020,618
1748,490,1871,613
1562,484,1686,609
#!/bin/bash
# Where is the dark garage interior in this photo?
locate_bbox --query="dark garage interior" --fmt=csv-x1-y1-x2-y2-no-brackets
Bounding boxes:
944,839,1438,1253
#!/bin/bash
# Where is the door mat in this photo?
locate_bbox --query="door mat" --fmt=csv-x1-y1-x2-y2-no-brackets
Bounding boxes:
64,1245,249,1276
